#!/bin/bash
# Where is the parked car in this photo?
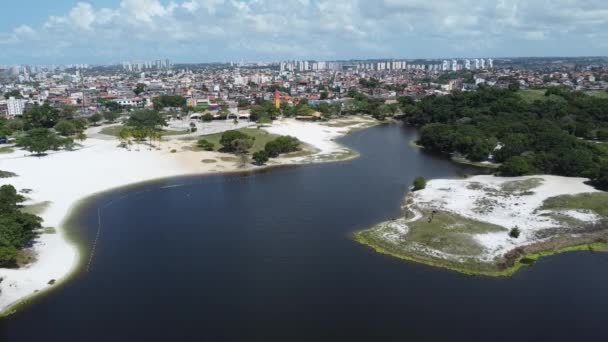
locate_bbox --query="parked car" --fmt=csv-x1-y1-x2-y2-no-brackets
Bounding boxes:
0,137,8,144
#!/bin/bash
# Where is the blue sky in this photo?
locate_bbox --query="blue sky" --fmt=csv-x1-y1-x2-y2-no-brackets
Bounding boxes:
1,0,607,65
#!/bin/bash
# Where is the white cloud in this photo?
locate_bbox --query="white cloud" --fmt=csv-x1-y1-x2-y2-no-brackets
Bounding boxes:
69,2,96,29
525,31,546,41
1,0,608,63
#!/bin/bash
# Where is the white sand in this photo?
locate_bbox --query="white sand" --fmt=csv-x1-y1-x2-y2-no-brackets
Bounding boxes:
264,117,376,161
0,117,369,314
411,175,600,261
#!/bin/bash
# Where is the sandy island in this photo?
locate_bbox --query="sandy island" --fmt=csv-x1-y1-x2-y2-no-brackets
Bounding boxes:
0,116,376,315
356,175,608,276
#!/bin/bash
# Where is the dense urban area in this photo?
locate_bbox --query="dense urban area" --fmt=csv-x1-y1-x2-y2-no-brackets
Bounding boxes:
2,56,608,269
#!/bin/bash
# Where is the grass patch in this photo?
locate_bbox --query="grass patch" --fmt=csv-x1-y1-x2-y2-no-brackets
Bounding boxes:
21,201,51,216
0,170,17,178
355,229,608,277
406,210,507,256
198,128,283,153
0,146,14,154
541,192,608,217
500,178,543,194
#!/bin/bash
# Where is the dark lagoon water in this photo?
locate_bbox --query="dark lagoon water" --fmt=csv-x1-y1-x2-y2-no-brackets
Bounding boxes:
2,123,608,341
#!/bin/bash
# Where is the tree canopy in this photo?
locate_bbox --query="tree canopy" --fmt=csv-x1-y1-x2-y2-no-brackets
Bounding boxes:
17,128,71,155
127,110,167,130
152,95,187,110
401,86,608,189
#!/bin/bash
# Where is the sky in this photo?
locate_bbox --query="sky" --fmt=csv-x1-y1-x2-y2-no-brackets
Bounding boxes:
1,0,608,65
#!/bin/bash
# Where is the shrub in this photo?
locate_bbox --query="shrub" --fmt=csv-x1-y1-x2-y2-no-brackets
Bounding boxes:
252,150,270,165
196,139,215,151
170,149,177,153
412,176,427,191
202,113,214,122
509,227,521,239
264,136,300,158
500,156,530,176
220,130,254,153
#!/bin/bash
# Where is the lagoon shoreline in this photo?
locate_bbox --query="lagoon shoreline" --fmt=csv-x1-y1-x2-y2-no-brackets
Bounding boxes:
0,117,376,316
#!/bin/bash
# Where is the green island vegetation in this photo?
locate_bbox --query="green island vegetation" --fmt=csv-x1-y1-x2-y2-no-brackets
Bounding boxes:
0,185,44,267
398,86,608,189
192,128,302,166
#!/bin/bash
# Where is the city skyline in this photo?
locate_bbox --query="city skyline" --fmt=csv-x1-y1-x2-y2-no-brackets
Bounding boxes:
1,0,608,64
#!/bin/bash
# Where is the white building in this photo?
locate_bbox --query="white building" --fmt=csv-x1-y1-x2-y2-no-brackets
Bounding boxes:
7,97,26,116
442,60,449,71
465,59,471,70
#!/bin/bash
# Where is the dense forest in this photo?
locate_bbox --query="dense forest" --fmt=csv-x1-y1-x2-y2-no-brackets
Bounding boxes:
399,86,608,189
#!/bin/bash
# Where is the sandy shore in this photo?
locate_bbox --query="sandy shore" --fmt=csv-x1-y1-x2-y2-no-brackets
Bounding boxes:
356,174,606,276
0,117,374,315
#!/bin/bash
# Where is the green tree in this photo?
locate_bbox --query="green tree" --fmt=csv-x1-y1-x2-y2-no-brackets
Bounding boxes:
54,120,76,136
219,130,254,153
509,227,521,239
17,128,66,155
134,83,146,96
88,113,103,126
3,90,22,99
231,138,253,154
103,111,120,123
152,95,187,110
500,156,531,176
252,150,269,165
24,103,60,129
264,136,301,157
0,185,25,214
127,110,167,130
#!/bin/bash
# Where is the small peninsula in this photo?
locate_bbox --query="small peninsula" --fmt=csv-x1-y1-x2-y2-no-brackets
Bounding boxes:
355,175,608,276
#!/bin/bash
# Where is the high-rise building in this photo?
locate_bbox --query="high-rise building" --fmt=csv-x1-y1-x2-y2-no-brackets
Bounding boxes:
480,59,486,69
465,59,471,70
7,96,26,116
442,60,449,71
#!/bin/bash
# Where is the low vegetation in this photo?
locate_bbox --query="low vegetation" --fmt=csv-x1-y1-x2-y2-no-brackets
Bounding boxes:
541,192,608,217
412,176,427,191
196,139,215,151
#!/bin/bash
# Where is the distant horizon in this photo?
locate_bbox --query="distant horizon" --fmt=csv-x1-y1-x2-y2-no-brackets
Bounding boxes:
3,55,608,67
